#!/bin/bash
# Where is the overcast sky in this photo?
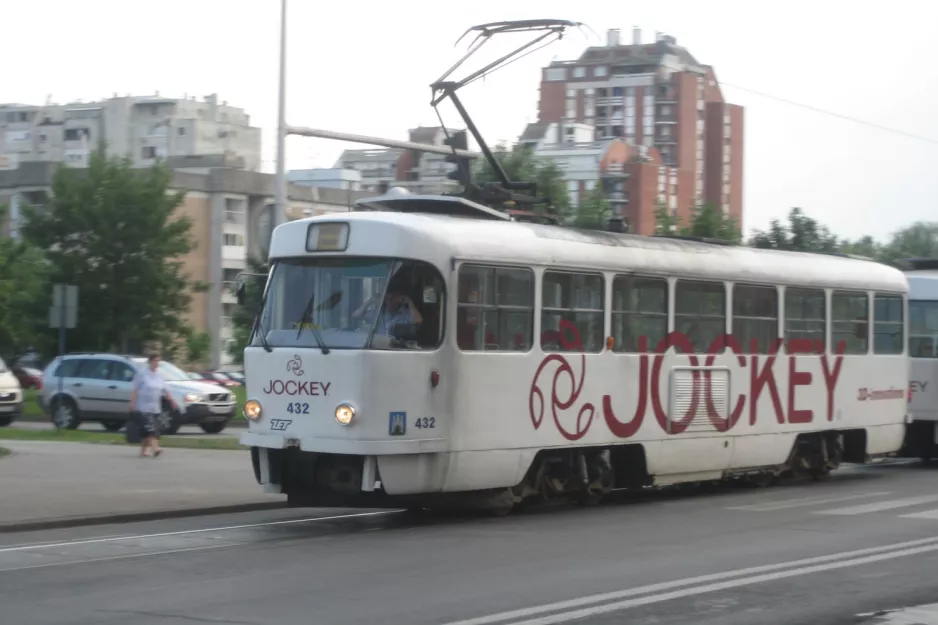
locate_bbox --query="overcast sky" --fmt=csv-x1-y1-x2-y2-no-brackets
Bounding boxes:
5,0,937,240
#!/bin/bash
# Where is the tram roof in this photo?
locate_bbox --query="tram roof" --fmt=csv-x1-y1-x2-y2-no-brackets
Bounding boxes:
270,210,907,293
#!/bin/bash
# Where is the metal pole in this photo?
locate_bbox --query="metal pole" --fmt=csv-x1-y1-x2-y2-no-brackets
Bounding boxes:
57,290,66,357
285,127,482,159
274,0,288,229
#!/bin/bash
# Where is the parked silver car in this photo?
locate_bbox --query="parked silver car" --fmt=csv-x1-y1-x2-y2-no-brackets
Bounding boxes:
40,353,237,434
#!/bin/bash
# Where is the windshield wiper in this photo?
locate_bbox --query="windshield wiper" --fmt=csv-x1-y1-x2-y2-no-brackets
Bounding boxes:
295,292,330,355
250,283,273,353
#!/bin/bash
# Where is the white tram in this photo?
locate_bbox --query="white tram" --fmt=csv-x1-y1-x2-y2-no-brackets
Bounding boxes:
898,259,938,459
238,195,910,512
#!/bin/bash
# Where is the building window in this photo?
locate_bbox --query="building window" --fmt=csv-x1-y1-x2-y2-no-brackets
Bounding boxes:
456,265,534,352
675,280,726,353
831,291,869,354
566,88,577,99
573,67,586,78
909,300,938,357
225,200,246,224
223,233,245,246
611,276,668,352
178,127,187,136
546,68,566,81
874,294,904,354
541,271,604,353
594,66,608,77
141,146,157,159
733,284,778,354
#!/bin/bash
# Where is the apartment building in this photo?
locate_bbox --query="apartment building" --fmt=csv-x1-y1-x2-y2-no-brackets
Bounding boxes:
333,126,465,194
0,154,378,369
520,120,684,235
536,27,744,231
0,93,262,172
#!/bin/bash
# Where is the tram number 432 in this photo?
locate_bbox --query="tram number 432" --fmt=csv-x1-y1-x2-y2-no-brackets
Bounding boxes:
286,402,310,414
414,417,436,429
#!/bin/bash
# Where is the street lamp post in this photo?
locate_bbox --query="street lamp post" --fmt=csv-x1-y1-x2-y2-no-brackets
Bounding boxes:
274,0,288,229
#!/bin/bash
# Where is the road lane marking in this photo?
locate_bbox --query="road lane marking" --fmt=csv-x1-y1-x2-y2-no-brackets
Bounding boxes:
727,491,891,512
816,495,938,516
0,542,241,573
494,542,938,625
900,509,938,520
438,536,938,625
0,510,404,554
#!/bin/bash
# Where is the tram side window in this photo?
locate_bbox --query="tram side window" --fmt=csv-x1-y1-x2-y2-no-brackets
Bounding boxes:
611,276,667,352
873,294,904,355
733,284,778,354
784,287,825,351
909,300,938,358
456,265,533,351
831,290,869,354
674,280,725,353
541,271,604,353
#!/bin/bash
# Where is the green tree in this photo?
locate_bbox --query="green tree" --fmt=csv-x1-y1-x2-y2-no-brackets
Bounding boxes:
228,255,269,365
474,143,570,219
749,208,839,253
19,150,203,355
653,201,679,235
839,235,883,260
184,330,212,366
680,202,742,243
879,222,938,263
0,205,53,360
573,184,610,229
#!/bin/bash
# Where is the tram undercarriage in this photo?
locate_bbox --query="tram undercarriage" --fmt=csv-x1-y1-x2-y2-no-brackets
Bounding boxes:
252,428,876,516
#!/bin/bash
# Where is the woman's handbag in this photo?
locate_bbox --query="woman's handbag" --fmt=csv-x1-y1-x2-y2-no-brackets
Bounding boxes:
125,411,142,444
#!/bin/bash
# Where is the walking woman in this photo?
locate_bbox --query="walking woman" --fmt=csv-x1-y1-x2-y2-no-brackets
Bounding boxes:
129,351,178,458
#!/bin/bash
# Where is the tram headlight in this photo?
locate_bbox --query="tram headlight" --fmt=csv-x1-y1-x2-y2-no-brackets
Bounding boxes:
243,399,263,421
335,403,355,426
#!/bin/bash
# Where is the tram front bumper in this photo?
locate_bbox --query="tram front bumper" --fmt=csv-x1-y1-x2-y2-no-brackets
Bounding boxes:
240,431,447,455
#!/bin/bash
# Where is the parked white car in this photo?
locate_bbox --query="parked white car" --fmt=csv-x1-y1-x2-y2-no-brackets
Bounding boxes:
0,356,23,427
40,353,237,434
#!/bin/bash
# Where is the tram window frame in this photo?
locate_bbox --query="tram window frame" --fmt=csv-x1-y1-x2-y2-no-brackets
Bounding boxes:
611,275,668,352
784,287,826,351
732,284,779,354
909,299,938,358
831,290,869,355
541,270,605,354
455,264,534,352
674,279,726,353
873,293,904,355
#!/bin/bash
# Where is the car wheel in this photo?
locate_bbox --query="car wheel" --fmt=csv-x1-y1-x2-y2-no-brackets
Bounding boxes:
101,420,124,432
52,397,81,430
0,416,13,427
199,420,229,435
157,404,181,435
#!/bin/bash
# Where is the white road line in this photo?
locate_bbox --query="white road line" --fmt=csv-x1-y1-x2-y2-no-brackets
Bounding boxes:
727,491,891,512
900,509,938,520
0,510,404,554
0,542,241,573
816,495,938,516
493,542,938,625
438,536,938,625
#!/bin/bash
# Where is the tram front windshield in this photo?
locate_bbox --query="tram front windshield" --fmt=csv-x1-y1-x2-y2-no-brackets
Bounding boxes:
251,257,444,351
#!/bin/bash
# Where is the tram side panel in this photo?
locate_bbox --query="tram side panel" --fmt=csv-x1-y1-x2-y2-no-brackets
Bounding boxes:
445,345,908,493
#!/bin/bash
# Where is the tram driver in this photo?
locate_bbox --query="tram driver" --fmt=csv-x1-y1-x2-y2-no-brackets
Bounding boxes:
352,286,424,345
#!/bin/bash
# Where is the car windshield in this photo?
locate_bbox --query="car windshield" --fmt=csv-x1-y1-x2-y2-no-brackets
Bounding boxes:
0,357,6,373
251,256,445,351
132,359,190,382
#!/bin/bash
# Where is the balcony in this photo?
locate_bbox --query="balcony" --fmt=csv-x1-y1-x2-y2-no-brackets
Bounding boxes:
655,115,677,123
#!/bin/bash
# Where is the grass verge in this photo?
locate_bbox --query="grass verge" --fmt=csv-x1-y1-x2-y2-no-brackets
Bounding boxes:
0,427,246,451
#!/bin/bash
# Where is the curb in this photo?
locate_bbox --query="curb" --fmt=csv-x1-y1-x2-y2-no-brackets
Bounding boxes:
0,501,290,534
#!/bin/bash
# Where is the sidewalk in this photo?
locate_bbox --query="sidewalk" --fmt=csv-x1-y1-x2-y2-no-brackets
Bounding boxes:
0,440,285,531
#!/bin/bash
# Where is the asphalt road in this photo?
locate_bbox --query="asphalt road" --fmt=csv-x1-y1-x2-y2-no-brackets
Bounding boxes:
3,460,938,625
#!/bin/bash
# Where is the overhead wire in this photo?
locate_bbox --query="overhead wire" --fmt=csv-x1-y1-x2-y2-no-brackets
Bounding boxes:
718,80,938,145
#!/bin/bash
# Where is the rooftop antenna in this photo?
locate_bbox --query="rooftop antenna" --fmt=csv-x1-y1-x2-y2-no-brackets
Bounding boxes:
429,19,587,217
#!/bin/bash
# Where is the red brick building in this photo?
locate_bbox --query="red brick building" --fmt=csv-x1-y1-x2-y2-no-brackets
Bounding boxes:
536,27,744,234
